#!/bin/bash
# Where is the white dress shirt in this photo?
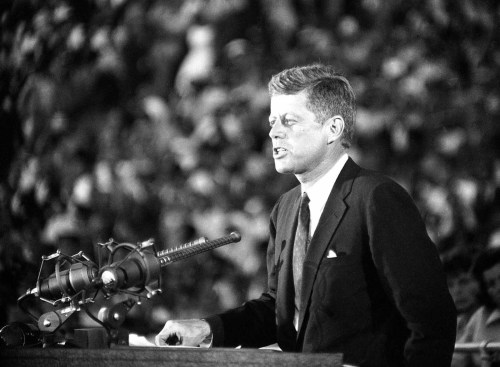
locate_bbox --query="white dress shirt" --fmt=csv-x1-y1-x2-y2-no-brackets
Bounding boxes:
302,153,349,238
294,153,348,331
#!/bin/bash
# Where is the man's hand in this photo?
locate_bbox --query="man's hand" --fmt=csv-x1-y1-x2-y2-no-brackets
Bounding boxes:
155,319,211,347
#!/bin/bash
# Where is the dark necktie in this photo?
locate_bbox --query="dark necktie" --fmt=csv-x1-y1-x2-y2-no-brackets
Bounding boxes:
293,192,310,327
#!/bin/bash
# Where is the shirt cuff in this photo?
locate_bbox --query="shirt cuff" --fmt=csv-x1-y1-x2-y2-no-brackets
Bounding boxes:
199,332,213,348
202,315,224,347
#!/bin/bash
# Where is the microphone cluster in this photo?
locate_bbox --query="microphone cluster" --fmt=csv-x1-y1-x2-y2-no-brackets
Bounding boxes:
32,232,242,303
2,232,241,346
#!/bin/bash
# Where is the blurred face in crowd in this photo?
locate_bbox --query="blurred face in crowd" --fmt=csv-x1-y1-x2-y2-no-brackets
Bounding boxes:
447,272,479,314
268,91,343,183
483,263,500,309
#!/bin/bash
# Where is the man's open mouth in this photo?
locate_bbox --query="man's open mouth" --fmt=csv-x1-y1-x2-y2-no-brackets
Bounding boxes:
273,147,287,154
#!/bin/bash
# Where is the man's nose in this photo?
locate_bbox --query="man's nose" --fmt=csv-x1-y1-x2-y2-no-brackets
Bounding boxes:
493,281,500,293
269,121,285,139
449,284,460,296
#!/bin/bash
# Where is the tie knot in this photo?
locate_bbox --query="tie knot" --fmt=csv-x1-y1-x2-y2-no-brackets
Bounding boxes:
301,192,310,207
299,192,310,223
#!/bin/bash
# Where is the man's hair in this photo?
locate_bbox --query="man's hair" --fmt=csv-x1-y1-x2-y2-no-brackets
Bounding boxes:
268,63,356,148
442,252,474,278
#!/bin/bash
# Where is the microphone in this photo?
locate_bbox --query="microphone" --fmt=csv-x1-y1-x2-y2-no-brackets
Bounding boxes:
35,261,99,300
32,232,242,301
99,232,242,292
0,322,42,347
156,231,241,266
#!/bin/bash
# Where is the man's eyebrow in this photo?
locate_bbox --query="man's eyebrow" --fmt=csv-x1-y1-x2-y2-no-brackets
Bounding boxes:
269,113,294,121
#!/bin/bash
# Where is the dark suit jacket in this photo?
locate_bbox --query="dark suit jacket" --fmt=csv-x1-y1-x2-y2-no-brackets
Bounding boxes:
206,158,456,367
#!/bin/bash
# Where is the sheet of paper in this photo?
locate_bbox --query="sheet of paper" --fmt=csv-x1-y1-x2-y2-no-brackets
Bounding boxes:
128,334,156,347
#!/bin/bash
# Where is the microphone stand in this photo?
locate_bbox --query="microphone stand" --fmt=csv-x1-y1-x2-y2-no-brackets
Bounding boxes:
2,232,241,348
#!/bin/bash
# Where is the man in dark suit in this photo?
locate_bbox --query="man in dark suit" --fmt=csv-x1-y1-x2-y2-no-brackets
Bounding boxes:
155,64,456,366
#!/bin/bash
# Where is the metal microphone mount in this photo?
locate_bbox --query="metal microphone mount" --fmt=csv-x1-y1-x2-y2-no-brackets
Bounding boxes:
3,232,241,348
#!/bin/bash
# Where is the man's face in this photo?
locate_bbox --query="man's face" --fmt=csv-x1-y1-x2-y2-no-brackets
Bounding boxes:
483,263,500,308
447,273,479,313
268,92,331,180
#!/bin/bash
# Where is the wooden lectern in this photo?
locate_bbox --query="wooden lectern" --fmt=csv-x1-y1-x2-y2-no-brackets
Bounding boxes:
0,346,343,367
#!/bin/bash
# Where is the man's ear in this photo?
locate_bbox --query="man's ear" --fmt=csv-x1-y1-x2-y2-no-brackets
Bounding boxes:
326,115,345,144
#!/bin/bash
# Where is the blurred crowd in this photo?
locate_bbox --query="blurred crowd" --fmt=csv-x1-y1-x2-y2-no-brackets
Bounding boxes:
1,0,500,344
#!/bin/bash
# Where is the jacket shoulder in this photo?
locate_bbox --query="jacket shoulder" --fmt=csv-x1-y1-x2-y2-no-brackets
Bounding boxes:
270,185,300,222
352,166,411,198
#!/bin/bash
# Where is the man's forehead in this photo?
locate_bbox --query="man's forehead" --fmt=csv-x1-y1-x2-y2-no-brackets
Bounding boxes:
269,92,310,113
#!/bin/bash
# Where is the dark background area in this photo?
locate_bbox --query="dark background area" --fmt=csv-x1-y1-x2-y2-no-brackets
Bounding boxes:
1,0,499,338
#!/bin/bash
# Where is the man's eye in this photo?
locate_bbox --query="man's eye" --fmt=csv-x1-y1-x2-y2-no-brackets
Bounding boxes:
269,118,296,127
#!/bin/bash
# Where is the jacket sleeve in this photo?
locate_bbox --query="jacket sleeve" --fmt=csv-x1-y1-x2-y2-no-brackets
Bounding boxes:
366,180,457,367
204,198,282,348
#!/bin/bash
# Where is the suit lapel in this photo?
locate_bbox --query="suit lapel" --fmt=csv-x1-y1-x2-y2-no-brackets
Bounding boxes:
275,187,301,346
297,158,360,336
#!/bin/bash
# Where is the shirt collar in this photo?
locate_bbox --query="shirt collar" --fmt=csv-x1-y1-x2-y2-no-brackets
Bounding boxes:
302,153,348,206
486,308,500,326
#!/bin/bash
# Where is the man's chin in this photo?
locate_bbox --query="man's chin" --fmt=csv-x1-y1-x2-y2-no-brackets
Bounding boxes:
274,164,293,174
